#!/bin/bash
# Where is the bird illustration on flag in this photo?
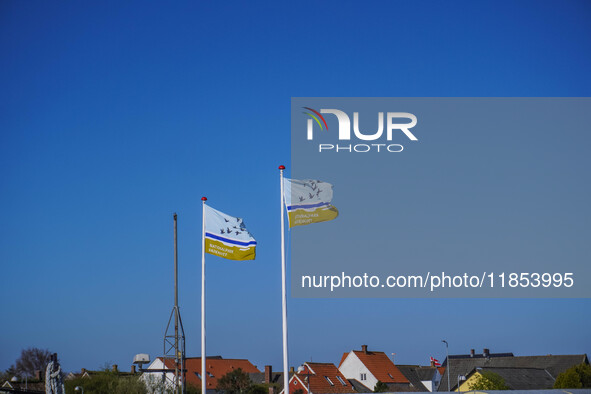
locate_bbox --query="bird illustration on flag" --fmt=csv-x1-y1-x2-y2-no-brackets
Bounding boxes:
283,178,338,227
204,204,256,261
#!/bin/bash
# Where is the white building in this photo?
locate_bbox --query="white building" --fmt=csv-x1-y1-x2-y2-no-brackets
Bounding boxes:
338,345,410,391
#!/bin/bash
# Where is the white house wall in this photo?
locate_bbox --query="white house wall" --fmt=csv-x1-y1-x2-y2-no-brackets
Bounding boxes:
338,352,376,391
140,358,176,393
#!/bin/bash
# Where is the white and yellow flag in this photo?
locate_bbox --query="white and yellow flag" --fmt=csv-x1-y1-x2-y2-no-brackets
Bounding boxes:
204,204,256,260
283,178,339,227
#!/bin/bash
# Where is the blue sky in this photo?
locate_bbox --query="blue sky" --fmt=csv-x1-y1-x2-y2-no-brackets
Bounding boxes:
1,0,590,374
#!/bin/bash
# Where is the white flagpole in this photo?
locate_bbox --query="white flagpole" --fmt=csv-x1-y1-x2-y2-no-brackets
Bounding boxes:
279,165,289,394
201,197,207,394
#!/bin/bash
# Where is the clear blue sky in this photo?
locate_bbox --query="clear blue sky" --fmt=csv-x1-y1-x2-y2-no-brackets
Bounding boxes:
1,0,590,374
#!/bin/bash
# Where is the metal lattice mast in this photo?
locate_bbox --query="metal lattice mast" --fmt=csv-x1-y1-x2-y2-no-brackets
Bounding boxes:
164,213,186,394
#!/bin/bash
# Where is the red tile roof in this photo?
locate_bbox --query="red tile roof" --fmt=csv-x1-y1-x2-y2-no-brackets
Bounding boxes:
157,357,260,389
339,350,409,384
288,363,353,394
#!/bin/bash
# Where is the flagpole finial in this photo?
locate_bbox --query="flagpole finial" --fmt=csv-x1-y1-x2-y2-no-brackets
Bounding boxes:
278,165,285,170
201,197,207,201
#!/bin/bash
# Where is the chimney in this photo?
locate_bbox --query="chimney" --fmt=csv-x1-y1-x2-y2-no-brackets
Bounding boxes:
265,365,272,384
35,370,42,381
81,368,86,375
112,364,118,373
430,360,435,367
361,345,368,354
131,365,136,374
483,348,490,358
290,367,295,374
470,349,475,358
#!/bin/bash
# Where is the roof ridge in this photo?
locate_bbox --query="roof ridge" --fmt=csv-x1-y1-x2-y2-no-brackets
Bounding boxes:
481,366,549,370
353,350,386,354
183,357,256,361
513,354,586,357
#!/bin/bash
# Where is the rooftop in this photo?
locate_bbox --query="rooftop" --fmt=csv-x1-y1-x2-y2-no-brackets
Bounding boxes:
438,353,588,391
340,347,409,384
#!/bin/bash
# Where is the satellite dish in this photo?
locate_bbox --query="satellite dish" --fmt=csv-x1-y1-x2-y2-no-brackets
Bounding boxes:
133,354,150,365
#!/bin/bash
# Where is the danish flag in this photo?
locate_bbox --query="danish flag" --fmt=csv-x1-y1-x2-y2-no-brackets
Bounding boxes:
430,357,441,366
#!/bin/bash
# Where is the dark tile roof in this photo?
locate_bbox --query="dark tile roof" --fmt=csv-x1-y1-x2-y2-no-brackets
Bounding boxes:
442,353,513,366
396,366,430,392
249,372,293,389
507,354,590,377
346,379,372,393
474,367,555,390
384,382,421,392
438,354,588,391
414,368,437,382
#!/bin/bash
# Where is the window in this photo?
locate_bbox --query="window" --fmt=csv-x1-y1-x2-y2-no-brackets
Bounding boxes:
207,372,215,378
360,373,367,381
336,376,347,386
195,372,201,379
324,376,334,386
388,373,394,379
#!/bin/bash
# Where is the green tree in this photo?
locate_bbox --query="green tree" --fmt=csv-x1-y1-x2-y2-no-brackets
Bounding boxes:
467,371,510,390
248,384,269,394
186,383,202,394
217,368,269,394
554,363,591,389
64,369,147,394
217,368,253,394
374,380,388,392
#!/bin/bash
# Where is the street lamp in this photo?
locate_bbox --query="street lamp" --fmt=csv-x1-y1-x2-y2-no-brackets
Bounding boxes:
442,340,450,392
75,386,84,394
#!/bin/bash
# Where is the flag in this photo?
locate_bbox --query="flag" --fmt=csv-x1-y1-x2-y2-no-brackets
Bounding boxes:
204,204,256,260
283,178,338,227
430,357,441,367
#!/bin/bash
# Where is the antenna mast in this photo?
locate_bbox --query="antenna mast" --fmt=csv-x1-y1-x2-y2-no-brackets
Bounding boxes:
164,213,186,394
